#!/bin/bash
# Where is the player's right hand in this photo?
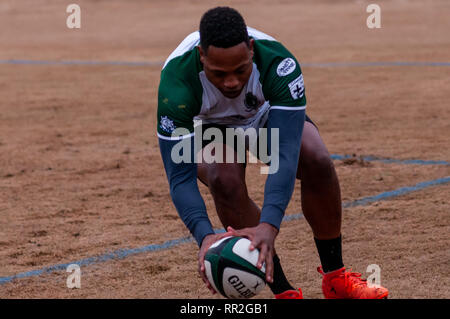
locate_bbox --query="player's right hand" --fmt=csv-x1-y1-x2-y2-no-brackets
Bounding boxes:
198,232,232,294
226,223,279,284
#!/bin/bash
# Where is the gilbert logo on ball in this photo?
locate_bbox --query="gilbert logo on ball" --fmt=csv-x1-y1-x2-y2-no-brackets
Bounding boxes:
204,236,266,299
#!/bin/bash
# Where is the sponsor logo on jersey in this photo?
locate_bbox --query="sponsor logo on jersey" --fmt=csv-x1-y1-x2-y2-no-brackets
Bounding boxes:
277,58,296,77
288,74,305,99
244,92,262,112
160,116,176,133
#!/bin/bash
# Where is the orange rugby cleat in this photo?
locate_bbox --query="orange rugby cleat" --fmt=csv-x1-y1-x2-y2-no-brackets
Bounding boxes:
275,288,303,299
318,266,389,299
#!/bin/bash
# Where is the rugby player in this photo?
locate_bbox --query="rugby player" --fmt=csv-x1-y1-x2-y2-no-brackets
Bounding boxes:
157,6,388,299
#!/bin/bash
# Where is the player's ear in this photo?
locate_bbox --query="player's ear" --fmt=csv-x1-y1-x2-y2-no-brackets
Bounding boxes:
248,39,254,58
198,45,206,64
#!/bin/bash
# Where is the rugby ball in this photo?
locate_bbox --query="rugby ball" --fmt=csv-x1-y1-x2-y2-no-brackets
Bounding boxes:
204,236,266,299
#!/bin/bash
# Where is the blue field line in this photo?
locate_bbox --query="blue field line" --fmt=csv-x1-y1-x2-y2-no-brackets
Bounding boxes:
1,176,449,285
0,236,194,285
343,176,450,208
1,59,449,68
330,154,449,166
282,176,450,222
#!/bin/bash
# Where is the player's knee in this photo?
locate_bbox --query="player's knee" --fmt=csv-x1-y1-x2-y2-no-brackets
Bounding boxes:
208,170,246,203
298,149,334,181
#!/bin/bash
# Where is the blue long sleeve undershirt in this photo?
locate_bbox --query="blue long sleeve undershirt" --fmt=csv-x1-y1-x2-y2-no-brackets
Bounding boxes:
159,138,215,246
259,108,305,229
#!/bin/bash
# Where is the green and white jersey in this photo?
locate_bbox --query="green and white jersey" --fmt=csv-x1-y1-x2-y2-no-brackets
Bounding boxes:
157,27,307,139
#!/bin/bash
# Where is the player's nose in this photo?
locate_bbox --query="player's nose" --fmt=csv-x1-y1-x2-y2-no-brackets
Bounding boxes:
223,75,239,89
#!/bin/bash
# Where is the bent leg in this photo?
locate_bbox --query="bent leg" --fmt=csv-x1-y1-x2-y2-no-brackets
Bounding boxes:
197,142,260,230
297,122,342,239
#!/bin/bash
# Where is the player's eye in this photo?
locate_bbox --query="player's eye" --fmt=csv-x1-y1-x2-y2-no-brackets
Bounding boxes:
235,63,251,75
213,71,226,77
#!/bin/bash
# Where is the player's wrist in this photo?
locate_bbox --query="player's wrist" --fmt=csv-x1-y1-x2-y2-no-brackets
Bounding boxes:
199,232,216,246
258,222,279,234
193,219,215,247
259,206,284,230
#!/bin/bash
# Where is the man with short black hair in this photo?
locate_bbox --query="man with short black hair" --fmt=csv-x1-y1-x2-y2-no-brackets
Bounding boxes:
158,6,388,299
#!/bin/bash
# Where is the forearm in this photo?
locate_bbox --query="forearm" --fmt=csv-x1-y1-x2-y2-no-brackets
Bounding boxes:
260,108,305,229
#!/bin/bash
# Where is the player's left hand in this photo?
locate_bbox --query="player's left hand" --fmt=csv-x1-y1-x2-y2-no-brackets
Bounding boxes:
198,232,233,294
227,223,279,284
